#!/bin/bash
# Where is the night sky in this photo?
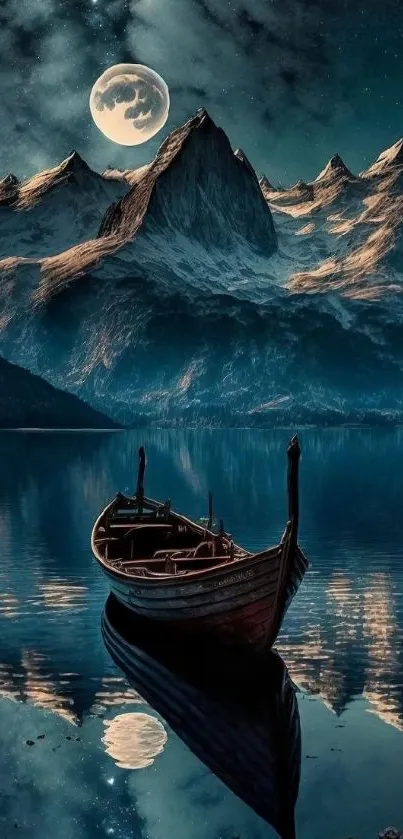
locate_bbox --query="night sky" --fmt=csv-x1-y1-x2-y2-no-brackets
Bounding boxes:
1,0,403,185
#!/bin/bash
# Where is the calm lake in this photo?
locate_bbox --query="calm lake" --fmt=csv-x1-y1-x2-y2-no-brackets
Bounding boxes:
0,428,402,839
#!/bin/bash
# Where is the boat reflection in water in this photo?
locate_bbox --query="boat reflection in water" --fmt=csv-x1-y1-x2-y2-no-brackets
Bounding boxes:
101,593,301,839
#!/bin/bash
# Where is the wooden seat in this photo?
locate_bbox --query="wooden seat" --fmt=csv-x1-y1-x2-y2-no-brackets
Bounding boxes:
146,568,187,577
109,523,173,530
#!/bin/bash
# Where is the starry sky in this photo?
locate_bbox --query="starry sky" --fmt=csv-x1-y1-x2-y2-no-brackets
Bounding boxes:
1,0,403,185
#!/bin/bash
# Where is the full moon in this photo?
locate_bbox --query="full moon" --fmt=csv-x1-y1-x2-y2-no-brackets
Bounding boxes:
102,712,168,769
89,63,170,146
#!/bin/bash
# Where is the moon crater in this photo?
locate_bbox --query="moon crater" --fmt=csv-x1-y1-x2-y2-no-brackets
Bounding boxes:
90,63,170,146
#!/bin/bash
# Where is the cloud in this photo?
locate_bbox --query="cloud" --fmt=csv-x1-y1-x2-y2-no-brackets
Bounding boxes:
122,0,348,178
0,0,403,184
0,0,55,29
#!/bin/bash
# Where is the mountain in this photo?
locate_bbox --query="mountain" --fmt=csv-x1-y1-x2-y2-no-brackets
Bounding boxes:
0,151,129,259
0,173,19,204
259,175,275,197
0,355,119,428
264,141,403,299
21,108,276,301
1,113,403,425
361,138,403,177
97,111,276,244
314,153,354,183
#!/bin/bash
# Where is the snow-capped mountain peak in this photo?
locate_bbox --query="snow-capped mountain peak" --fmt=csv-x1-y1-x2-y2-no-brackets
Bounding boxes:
98,109,276,247
361,138,403,177
0,152,130,260
16,150,102,209
314,153,354,183
61,149,92,175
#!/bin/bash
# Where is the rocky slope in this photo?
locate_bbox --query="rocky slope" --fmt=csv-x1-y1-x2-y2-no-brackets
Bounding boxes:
0,151,129,259
0,355,118,428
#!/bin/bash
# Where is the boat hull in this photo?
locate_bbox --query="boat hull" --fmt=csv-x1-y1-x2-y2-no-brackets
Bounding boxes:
98,542,308,649
92,435,307,651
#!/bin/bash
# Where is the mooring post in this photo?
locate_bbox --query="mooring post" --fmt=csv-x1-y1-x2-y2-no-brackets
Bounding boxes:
136,446,146,513
287,435,301,545
208,491,213,530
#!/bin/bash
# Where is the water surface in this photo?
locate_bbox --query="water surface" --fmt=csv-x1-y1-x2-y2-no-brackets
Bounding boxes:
0,429,402,839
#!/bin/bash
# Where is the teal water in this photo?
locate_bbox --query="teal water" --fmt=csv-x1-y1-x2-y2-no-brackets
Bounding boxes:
0,429,402,839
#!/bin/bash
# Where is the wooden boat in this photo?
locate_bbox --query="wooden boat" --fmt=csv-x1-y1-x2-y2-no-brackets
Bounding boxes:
101,593,301,839
91,435,308,650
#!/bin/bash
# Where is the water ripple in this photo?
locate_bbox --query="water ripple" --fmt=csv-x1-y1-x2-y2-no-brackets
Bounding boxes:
1,428,403,733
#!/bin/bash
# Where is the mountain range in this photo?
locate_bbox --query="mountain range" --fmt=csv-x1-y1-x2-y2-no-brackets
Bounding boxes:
0,108,403,426
0,152,128,260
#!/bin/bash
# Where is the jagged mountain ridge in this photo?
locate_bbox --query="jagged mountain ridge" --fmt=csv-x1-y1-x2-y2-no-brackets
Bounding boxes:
265,139,403,299
97,110,276,246
2,114,402,300
0,354,119,428
0,151,130,259
314,153,355,183
362,137,403,177
0,111,403,425
27,108,278,303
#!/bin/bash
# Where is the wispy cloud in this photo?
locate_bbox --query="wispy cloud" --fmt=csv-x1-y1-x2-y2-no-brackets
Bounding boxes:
0,0,402,183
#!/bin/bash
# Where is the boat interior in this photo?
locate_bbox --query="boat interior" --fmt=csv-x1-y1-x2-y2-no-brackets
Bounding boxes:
93,496,250,577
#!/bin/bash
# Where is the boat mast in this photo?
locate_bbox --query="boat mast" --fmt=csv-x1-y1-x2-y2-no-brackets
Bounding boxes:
208,491,213,530
136,446,146,511
287,435,301,545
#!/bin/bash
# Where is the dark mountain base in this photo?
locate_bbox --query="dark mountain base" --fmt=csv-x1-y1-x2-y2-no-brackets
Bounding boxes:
0,356,119,429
